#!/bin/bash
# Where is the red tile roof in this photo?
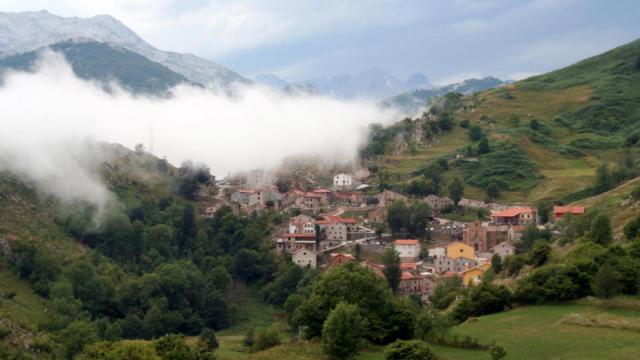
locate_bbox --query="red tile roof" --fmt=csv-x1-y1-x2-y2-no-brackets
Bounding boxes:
554,206,585,215
492,207,534,217
401,271,415,280
400,263,417,270
394,239,419,245
304,192,323,198
313,188,332,193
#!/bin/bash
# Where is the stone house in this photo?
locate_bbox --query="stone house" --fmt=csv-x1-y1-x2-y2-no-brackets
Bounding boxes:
393,239,421,263
492,207,536,225
292,249,317,269
424,194,454,210
490,241,517,258
376,189,407,208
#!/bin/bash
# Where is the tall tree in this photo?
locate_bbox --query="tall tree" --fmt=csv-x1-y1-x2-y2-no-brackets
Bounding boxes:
322,303,367,360
448,178,464,207
594,164,612,194
382,248,402,293
590,214,613,245
592,263,621,299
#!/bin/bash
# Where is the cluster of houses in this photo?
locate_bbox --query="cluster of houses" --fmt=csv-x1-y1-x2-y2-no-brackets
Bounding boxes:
202,168,588,303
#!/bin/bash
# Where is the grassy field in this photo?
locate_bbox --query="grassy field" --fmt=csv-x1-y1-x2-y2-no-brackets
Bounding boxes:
224,300,640,360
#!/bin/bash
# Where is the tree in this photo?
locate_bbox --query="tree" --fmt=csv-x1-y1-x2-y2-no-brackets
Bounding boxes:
594,164,612,194
382,248,402,293
589,214,612,245
437,112,453,131
322,303,367,360
430,276,463,310
490,345,507,360
387,201,409,235
448,178,464,207
450,283,512,323
486,181,499,200
491,254,503,274
56,320,98,359
468,125,482,141
355,244,362,261
477,136,491,154
537,201,553,224
636,54,640,71
384,340,436,360
592,263,621,299
528,241,551,267
529,119,541,130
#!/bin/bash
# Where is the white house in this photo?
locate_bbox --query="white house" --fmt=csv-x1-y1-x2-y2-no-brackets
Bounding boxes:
393,239,421,262
292,249,317,268
333,173,353,189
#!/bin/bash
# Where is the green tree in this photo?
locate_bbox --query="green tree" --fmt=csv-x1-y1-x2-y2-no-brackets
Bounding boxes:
430,277,463,310
491,254,503,274
57,320,98,358
355,244,362,261
448,177,464,207
529,118,541,130
450,283,512,323
384,340,436,360
592,263,621,299
477,136,491,154
589,214,613,245
199,328,219,351
387,200,409,235
594,164,612,194
437,112,453,131
252,329,281,352
459,119,470,129
486,181,500,200
537,201,553,224
322,303,367,360
528,241,551,267
382,248,402,293
468,125,482,141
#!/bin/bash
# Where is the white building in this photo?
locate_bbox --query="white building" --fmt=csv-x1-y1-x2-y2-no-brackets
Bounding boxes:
292,249,317,268
393,239,421,262
333,173,353,189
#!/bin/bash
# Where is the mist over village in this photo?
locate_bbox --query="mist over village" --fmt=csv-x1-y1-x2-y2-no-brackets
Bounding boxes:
0,1,640,359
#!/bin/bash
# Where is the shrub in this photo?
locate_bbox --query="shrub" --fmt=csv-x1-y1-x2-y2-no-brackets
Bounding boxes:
459,119,470,128
592,263,621,299
252,329,281,352
528,241,551,267
491,345,507,360
469,125,482,141
450,283,512,323
384,340,436,360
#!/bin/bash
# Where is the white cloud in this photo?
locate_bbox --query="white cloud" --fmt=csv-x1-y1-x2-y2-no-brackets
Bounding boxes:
435,72,483,86
0,52,397,213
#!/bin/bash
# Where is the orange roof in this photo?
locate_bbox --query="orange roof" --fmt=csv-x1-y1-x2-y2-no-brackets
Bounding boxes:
400,263,417,270
318,216,357,225
331,253,355,259
282,233,316,238
554,206,585,214
304,192,323,198
493,207,534,218
394,239,419,245
401,271,415,280
313,188,332,193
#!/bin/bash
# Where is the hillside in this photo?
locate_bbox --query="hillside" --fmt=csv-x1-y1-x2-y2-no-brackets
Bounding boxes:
366,39,640,204
0,11,249,87
382,76,505,114
0,39,195,95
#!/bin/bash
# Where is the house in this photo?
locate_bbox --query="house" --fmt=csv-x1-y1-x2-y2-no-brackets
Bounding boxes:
276,233,317,253
301,192,322,208
284,189,305,206
458,198,487,209
490,242,517,258
424,195,454,210
327,253,355,268
317,216,358,242
445,242,475,260
508,225,527,241
461,263,491,286
427,246,446,260
231,189,260,206
312,188,333,204
292,249,317,268
433,255,477,273
553,206,585,220
399,272,437,297
377,189,407,208
361,260,385,278
462,221,509,252
333,174,353,189
368,207,386,224
491,207,536,225
394,239,421,262
334,191,364,206
288,214,316,235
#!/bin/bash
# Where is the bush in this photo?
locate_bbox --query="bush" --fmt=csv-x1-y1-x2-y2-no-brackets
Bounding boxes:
252,329,281,352
491,345,507,360
528,241,551,267
459,119,470,128
450,283,512,323
384,340,436,360
469,125,482,141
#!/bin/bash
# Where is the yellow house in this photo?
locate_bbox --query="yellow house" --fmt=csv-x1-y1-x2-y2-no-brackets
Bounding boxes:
461,263,491,286
446,242,475,260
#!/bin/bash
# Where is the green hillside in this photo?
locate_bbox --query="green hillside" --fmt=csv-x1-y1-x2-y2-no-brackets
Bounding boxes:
366,39,640,204
0,39,197,95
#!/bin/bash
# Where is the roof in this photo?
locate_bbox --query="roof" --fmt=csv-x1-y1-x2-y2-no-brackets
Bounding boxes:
394,239,419,245
317,216,357,225
282,233,316,238
554,206,585,214
401,271,416,280
445,241,472,249
490,241,516,250
461,263,491,275
492,207,534,218
400,263,417,270
239,189,257,194
313,188,332,193
304,192,323,198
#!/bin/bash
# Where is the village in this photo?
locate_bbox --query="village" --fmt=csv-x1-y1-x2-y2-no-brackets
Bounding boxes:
198,168,587,304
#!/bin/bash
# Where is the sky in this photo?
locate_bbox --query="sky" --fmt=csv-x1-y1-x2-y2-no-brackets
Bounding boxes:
3,0,640,83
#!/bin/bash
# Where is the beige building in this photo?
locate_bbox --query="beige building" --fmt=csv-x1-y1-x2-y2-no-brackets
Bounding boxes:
292,249,317,268
394,239,421,262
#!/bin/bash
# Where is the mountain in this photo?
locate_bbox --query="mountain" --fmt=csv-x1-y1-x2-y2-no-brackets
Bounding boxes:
0,10,249,88
405,72,431,88
293,68,423,100
254,73,288,89
0,39,194,95
383,76,505,114
364,38,640,205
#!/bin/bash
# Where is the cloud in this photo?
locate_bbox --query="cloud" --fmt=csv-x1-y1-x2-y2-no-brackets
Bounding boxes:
0,52,396,214
434,72,483,86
